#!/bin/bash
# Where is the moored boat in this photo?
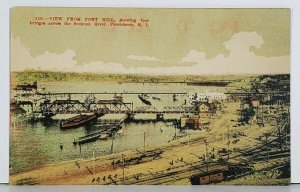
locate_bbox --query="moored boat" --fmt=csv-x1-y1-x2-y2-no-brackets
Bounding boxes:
73,134,100,145
116,129,124,135
113,93,123,102
152,96,161,101
138,94,152,105
60,113,100,129
99,133,109,140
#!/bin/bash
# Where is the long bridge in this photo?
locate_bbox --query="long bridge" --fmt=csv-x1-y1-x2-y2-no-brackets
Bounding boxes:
13,90,289,117
37,92,188,101
36,99,197,117
12,92,197,117
19,91,290,101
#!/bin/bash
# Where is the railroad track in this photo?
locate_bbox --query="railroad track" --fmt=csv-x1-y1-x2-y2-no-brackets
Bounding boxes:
105,161,227,185
81,119,290,185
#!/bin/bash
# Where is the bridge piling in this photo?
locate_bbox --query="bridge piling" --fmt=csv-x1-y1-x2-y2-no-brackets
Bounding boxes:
156,113,164,121
125,113,135,122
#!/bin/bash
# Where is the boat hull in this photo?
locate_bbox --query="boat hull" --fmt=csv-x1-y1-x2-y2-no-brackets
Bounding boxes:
138,95,152,105
60,114,100,129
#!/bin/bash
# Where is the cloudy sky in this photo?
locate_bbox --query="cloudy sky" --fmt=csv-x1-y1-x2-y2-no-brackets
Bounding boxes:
11,8,290,75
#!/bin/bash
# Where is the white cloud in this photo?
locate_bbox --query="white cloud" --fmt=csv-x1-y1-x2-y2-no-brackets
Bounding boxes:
177,31,289,75
11,37,126,73
127,55,164,62
11,37,77,72
11,32,289,75
180,50,214,64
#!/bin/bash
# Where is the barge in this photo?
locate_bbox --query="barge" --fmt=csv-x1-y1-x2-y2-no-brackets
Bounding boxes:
73,123,122,145
73,131,109,145
60,113,100,129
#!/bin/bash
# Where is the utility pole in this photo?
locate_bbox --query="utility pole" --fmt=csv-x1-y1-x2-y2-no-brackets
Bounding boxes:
174,122,177,140
122,154,125,183
285,118,289,149
286,116,290,149
265,133,269,162
143,131,146,153
93,150,95,175
185,124,188,136
204,140,209,172
285,125,288,149
227,126,230,161
277,118,282,151
111,136,114,154
259,104,265,127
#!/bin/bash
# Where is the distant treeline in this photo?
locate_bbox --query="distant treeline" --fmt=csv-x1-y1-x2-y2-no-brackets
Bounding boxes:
12,71,251,84
252,74,290,92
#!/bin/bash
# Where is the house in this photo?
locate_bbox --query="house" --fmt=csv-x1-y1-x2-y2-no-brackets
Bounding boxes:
188,92,226,104
212,100,222,110
180,115,211,130
263,94,271,102
180,115,200,129
14,81,37,95
199,102,217,113
199,103,210,113
250,96,260,107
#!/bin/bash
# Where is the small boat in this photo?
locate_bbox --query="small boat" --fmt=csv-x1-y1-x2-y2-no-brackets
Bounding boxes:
72,119,124,145
173,94,178,102
99,133,109,140
138,95,152,105
143,94,150,99
117,129,124,135
113,94,123,102
73,133,101,145
152,96,161,101
73,131,110,145
166,122,173,126
93,123,114,129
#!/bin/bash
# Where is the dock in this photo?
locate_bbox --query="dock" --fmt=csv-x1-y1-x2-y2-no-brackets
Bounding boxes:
73,116,126,145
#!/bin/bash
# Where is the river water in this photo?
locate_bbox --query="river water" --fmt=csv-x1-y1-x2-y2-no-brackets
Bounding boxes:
10,81,227,174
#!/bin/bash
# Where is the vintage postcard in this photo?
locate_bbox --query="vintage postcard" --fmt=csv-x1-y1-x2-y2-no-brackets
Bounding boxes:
9,7,290,185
